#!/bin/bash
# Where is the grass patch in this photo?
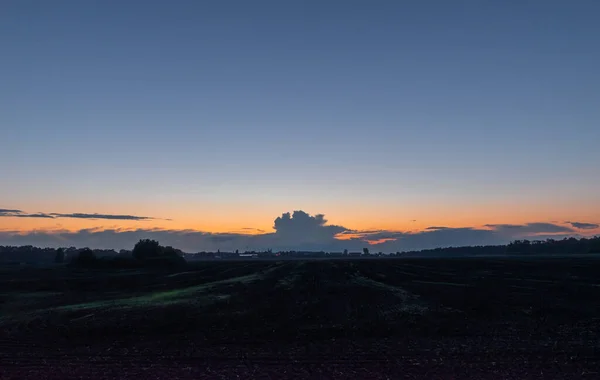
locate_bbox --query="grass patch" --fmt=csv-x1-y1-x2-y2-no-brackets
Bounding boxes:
351,274,428,314
23,268,279,317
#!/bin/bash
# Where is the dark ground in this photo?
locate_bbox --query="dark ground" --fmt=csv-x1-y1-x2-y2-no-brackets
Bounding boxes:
1,258,600,379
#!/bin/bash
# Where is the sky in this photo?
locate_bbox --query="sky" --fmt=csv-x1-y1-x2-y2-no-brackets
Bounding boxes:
1,0,599,251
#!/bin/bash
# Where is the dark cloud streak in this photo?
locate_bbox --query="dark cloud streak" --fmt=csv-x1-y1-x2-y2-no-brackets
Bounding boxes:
50,213,155,221
569,222,599,230
0,209,53,218
0,208,161,221
485,223,574,234
11,213,55,218
0,209,23,214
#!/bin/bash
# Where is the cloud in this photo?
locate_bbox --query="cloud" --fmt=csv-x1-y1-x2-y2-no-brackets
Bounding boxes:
0,209,23,214
0,208,161,221
0,211,352,252
485,222,574,235
0,228,252,253
262,211,349,251
273,211,346,236
0,210,589,253
11,213,55,218
568,222,599,230
0,209,53,218
49,213,156,221
340,230,405,242
375,227,505,252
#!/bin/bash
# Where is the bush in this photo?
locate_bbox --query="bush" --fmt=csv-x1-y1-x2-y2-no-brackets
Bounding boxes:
70,240,187,269
70,248,97,267
132,239,186,267
132,239,162,260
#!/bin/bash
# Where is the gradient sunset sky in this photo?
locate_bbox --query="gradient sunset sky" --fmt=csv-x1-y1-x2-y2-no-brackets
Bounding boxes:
1,1,599,249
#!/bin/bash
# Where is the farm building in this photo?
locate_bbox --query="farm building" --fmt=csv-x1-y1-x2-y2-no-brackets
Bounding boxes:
238,253,258,258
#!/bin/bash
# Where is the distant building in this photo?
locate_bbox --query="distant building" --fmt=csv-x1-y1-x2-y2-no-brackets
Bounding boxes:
239,253,258,258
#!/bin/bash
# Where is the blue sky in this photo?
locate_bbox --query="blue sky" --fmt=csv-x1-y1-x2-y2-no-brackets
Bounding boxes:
1,0,599,249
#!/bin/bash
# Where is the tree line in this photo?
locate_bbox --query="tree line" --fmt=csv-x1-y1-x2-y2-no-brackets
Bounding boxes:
393,237,600,257
0,236,598,265
0,239,185,268
68,239,186,268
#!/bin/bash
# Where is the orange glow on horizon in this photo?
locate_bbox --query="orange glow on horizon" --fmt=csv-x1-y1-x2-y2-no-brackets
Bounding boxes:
2,216,599,237
1,198,599,236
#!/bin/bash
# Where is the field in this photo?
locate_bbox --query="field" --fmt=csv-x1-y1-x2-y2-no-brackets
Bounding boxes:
1,258,600,379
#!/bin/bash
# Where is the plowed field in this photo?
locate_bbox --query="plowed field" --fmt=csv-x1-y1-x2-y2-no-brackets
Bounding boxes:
1,258,599,379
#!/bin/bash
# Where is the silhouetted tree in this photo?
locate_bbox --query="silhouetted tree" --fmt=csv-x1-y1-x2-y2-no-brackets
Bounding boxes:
343,249,348,255
54,248,65,263
163,246,183,257
131,239,186,267
79,248,96,261
132,239,162,260
363,248,370,255
70,248,97,267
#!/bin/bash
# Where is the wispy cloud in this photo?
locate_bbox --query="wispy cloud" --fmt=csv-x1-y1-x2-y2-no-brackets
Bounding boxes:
49,213,156,221
11,213,55,218
484,222,574,235
568,222,599,230
0,209,53,218
0,209,23,214
0,208,163,221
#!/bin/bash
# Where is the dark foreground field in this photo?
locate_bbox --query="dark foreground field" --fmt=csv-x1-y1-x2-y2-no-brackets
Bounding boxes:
1,258,600,379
